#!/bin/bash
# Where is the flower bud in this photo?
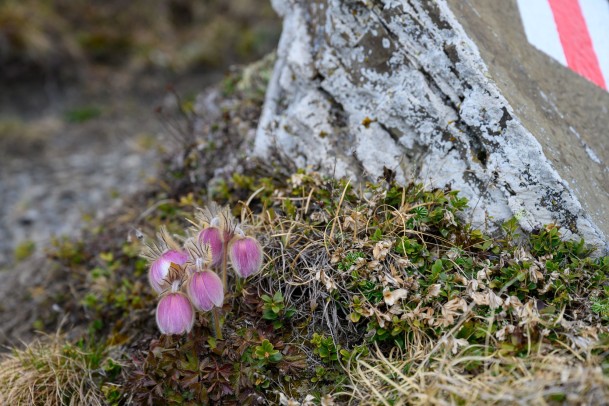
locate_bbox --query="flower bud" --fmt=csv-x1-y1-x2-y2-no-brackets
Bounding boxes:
149,250,188,294
155,292,194,335
198,227,224,267
229,236,263,278
186,270,224,311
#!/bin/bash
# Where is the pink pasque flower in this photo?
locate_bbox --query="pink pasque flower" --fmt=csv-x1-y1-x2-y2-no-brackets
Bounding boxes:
186,270,224,311
229,236,263,278
198,227,224,267
148,250,189,294
155,292,194,335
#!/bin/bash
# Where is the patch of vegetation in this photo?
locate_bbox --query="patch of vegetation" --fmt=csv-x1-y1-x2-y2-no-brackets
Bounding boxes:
64,106,102,123
8,58,609,405
42,165,607,404
0,332,119,405
0,0,280,79
13,239,35,261
102,168,609,403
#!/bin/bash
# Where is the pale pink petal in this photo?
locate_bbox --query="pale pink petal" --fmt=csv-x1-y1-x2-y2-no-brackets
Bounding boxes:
229,236,263,278
148,250,188,293
155,292,194,335
186,271,224,311
163,250,189,265
198,227,224,266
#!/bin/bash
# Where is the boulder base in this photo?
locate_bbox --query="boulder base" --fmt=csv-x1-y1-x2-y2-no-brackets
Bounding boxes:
255,0,608,251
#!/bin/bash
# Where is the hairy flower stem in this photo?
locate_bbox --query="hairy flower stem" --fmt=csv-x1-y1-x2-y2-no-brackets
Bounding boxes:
212,308,223,340
235,277,244,295
221,247,228,293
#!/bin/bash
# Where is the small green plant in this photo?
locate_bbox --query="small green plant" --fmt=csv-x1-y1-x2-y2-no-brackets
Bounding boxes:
261,290,295,328
309,363,347,387
348,296,369,323
101,383,122,405
338,251,365,272
370,228,383,242
311,366,328,383
254,339,282,363
311,333,339,363
591,298,609,320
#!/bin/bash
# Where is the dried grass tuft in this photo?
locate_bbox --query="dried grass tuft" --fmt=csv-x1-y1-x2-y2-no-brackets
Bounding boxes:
0,333,105,406
347,343,609,405
238,173,609,403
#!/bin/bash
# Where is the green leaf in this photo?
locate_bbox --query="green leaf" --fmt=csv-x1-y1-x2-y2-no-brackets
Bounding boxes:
269,352,283,362
411,206,428,219
371,228,383,242
262,309,278,320
431,259,443,276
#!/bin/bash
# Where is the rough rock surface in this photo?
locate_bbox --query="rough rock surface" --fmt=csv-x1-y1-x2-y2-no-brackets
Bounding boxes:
447,0,609,249
255,0,608,251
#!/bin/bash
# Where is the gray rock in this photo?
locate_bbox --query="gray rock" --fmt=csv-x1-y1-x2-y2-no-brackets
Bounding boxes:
255,0,608,251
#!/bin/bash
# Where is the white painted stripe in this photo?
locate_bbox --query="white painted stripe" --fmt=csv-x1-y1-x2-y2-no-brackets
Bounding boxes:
516,0,567,66
579,0,609,88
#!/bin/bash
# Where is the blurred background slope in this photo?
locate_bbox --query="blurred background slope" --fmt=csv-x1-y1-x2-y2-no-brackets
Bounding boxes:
0,0,280,266
0,0,279,79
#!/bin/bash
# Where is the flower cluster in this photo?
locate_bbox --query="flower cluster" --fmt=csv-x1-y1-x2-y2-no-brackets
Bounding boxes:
142,205,263,336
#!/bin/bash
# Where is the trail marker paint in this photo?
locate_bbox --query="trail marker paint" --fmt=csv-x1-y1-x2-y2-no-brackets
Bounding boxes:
517,0,609,90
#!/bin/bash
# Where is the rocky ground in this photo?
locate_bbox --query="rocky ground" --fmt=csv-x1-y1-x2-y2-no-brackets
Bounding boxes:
0,67,227,344
0,69,220,267
0,0,280,268
0,0,279,346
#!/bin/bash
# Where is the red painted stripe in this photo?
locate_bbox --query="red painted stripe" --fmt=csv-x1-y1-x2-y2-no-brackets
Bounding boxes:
549,0,607,89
